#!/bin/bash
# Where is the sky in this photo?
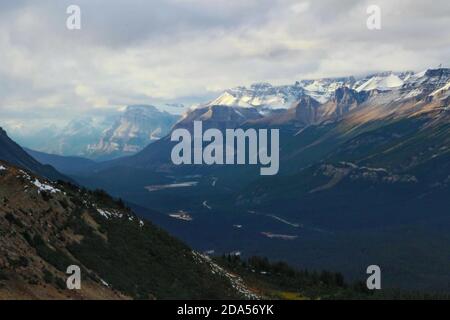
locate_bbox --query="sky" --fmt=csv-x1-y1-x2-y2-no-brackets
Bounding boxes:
0,0,449,133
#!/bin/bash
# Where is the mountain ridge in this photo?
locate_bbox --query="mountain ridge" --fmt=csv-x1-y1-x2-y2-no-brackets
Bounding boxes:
0,127,72,182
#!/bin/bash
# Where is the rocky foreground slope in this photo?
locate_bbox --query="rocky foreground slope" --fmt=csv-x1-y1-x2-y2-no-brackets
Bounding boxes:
0,161,257,299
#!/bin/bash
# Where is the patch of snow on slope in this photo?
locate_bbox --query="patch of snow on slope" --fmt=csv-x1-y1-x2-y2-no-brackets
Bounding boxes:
97,208,124,219
431,81,450,96
192,252,260,300
356,74,404,92
33,179,61,194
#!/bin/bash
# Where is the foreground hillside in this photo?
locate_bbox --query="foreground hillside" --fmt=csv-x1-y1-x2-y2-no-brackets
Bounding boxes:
0,161,256,299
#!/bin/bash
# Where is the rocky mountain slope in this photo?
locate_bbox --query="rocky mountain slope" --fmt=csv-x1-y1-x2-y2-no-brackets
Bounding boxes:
0,161,258,299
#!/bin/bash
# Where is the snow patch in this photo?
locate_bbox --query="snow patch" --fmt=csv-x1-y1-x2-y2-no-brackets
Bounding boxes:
192,252,259,300
356,74,404,92
97,208,123,220
33,179,61,194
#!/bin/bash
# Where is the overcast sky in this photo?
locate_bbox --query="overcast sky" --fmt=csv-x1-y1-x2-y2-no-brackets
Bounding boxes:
0,0,449,131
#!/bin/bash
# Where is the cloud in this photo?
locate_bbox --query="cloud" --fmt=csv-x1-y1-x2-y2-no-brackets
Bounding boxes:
0,0,449,127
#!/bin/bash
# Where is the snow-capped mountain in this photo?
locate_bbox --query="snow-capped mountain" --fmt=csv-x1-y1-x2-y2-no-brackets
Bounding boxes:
203,76,382,111
205,82,305,110
203,71,442,113
189,68,449,129
400,68,450,100
87,105,179,160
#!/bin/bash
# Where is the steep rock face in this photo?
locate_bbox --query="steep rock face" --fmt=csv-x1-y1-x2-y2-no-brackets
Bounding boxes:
248,95,321,127
291,96,322,124
318,87,370,120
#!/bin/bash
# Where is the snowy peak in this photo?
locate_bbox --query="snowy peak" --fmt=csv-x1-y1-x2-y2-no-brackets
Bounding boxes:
356,74,404,92
206,83,304,110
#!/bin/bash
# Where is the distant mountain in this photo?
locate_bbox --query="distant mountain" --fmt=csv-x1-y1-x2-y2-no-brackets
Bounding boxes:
0,127,71,182
52,117,109,157
0,161,257,299
86,105,179,160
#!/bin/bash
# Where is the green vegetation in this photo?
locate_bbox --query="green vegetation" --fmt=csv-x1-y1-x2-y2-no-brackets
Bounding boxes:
215,255,450,300
26,234,74,272
215,255,371,299
59,189,242,300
